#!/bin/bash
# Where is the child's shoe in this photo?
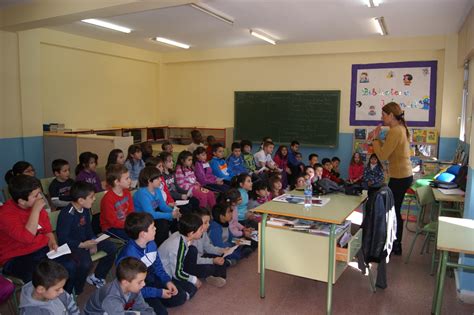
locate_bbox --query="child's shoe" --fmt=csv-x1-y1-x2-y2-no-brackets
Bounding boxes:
87,274,106,288
206,276,226,287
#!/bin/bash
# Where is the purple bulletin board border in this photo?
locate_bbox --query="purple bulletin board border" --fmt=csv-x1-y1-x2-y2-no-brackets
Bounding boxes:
349,60,438,126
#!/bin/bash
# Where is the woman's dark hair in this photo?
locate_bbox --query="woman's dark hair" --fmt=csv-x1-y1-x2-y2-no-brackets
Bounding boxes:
106,149,123,170
127,144,142,165
275,145,288,159
75,152,98,176
193,146,207,165
176,150,192,168
230,173,251,188
4,161,33,184
367,153,383,169
382,102,410,139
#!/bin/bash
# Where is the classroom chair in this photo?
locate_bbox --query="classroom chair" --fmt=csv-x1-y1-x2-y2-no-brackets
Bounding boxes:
405,186,437,274
432,216,474,314
39,177,55,196
48,210,111,276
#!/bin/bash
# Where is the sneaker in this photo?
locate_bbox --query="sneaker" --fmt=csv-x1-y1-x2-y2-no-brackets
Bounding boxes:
225,259,237,267
87,274,106,288
206,276,226,288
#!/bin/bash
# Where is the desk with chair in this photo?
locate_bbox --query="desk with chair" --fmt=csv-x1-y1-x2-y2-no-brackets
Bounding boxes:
253,191,367,315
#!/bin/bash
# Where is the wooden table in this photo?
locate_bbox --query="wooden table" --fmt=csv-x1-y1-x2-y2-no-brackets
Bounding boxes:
253,192,367,315
432,216,474,314
431,188,465,217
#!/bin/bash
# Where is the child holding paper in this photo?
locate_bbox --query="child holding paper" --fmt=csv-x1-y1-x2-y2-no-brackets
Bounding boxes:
183,207,228,287
57,181,116,293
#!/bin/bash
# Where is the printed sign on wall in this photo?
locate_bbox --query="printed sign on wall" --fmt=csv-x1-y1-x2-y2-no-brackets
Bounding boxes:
350,61,437,126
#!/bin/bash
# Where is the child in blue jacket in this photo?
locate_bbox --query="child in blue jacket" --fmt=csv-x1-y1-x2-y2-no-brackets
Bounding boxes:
208,204,252,263
209,143,233,182
226,142,247,176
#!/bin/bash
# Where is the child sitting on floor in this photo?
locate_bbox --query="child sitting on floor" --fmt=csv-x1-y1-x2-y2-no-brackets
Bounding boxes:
183,207,228,287
84,257,155,315
158,213,203,299
226,142,247,177
348,152,364,184
117,212,187,314
210,143,233,183
248,180,272,210
208,204,253,265
19,260,80,315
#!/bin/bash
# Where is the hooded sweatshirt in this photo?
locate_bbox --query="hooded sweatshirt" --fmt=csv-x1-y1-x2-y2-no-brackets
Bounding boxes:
19,281,80,315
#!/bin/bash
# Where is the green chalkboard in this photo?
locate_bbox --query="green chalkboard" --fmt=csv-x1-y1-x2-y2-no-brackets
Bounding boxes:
234,90,340,147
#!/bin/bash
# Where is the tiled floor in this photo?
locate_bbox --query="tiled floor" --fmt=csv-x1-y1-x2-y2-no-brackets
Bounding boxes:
2,226,474,315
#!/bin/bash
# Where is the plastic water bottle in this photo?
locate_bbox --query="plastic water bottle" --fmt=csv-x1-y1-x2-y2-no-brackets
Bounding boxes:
304,179,313,208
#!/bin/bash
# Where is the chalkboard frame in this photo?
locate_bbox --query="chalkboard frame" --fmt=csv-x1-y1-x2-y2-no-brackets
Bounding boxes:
234,90,340,147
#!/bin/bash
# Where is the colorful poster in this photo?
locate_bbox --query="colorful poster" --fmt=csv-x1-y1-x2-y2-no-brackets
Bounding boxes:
350,61,437,126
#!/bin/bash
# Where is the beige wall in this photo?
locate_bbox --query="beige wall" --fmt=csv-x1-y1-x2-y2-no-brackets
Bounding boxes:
160,35,462,137
38,29,161,130
0,30,22,139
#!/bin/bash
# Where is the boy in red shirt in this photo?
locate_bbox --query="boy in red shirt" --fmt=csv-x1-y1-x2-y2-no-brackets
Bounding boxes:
321,158,344,185
100,164,134,240
0,175,76,292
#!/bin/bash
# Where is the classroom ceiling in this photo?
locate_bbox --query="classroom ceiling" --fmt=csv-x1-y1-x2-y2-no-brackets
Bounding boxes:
5,0,474,52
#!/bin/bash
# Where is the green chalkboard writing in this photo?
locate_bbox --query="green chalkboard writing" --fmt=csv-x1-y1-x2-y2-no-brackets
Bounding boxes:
234,91,340,147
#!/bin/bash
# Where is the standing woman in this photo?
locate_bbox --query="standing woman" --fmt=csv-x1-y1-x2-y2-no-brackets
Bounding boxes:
370,102,412,255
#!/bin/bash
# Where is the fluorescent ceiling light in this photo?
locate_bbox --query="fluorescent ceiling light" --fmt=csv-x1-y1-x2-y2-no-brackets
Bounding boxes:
373,17,387,36
190,3,234,25
153,37,190,49
366,0,380,7
81,19,131,33
250,30,276,45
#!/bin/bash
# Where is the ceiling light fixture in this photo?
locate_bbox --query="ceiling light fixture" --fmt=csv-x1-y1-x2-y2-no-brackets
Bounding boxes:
366,0,380,7
81,19,131,33
190,3,234,25
152,37,190,49
250,30,276,45
373,17,387,36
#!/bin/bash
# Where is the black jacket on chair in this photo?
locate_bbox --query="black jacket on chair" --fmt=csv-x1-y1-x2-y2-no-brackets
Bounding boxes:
362,185,395,263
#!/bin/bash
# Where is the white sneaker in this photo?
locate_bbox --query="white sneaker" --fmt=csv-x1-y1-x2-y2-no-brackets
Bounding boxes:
86,274,106,288
206,276,226,288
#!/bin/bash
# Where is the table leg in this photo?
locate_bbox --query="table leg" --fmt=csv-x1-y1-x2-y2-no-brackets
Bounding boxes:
326,223,336,315
434,251,448,315
259,213,268,298
431,249,444,313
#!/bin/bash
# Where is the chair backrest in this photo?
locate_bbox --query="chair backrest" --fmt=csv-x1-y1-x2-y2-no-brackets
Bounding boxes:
40,177,55,196
91,190,106,215
49,209,60,231
415,186,435,207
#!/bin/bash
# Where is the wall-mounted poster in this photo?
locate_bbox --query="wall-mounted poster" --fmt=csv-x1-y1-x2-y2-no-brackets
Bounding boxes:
350,61,437,126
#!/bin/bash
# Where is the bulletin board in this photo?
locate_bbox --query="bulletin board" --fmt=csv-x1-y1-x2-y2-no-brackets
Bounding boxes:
350,61,437,126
